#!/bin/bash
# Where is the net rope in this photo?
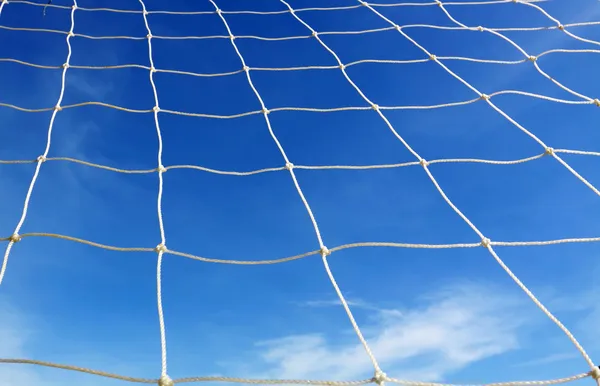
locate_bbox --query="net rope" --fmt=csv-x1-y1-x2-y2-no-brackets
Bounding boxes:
0,0,599,385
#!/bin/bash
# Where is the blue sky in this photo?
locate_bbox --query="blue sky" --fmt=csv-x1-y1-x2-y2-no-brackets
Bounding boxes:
1,0,600,385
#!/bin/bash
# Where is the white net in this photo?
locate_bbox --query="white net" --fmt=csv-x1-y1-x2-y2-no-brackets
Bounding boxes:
1,0,600,385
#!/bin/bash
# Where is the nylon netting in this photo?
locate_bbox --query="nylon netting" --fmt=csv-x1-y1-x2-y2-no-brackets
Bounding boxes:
0,0,599,385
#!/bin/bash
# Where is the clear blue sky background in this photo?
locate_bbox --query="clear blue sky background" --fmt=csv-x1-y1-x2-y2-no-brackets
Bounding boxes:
1,0,600,385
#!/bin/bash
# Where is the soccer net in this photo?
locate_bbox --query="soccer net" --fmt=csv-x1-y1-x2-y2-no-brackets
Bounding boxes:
0,0,599,385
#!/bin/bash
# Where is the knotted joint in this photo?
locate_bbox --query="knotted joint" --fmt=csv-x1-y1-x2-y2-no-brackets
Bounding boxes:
320,246,331,257
339,64,345,70
150,66,157,73
155,243,167,253
557,24,564,30
371,104,379,111
261,108,270,115
593,99,600,107
480,94,490,101
477,26,484,32
481,237,491,248
419,158,429,167
374,371,387,386
229,35,236,41
62,63,70,69
284,162,294,171
158,165,167,173
528,55,537,62
147,33,153,39
544,147,554,156
435,0,442,5
153,106,160,113
429,54,437,61
590,367,600,380
37,155,47,163
54,105,63,111
9,233,21,243
243,65,250,72
394,25,401,31
216,8,222,14
158,374,175,386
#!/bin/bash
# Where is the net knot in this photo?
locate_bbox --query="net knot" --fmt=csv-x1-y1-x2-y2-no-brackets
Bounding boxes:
143,10,149,16
435,0,442,6
320,246,331,256
394,25,401,31
54,104,62,111
528,55,537,62
481,237,491,248
477,26,484,32
262,107,270,115
544,147,554,155
371,104,379,111
229,35,236,41
158,374,175,386
557,24,564,30
71,4,76,9
243,65,250,72
339,64,345,70
429,54,437,61
374,371,387,385
311,31,318,37
158,165,167,173
147,33,153,39
9,233,21,243
37,155,47,163
153,106,161,113
216,8,222,14
150,66,157,73
359,0,368,5
62,63,70,69
591,367,600,380
155,243,167,253
419,158,429,167
593,99,600,107
285,162,294,170
480,94,490,101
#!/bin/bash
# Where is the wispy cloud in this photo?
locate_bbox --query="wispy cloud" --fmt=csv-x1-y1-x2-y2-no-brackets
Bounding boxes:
244,282,529,382
516,352,579,368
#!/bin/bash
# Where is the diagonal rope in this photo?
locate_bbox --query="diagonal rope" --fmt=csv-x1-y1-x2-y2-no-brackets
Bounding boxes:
359,0,599,377
209,0,384,378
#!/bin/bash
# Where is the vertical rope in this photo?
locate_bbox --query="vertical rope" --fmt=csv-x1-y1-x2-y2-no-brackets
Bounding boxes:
0,0,78,286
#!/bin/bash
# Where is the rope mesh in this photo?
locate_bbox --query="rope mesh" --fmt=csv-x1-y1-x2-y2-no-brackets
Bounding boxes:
1,0,599,385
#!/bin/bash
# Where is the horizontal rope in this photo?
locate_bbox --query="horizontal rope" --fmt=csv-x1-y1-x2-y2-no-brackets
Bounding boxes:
1,88,597,118
1,47,598,82
1,231,600,265
6,0,538,15
1,21,599,41
1,148,597,176
0,358,592,386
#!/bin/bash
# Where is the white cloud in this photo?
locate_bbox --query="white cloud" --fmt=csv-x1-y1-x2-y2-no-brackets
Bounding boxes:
516,352,579,368
248,283,528,382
